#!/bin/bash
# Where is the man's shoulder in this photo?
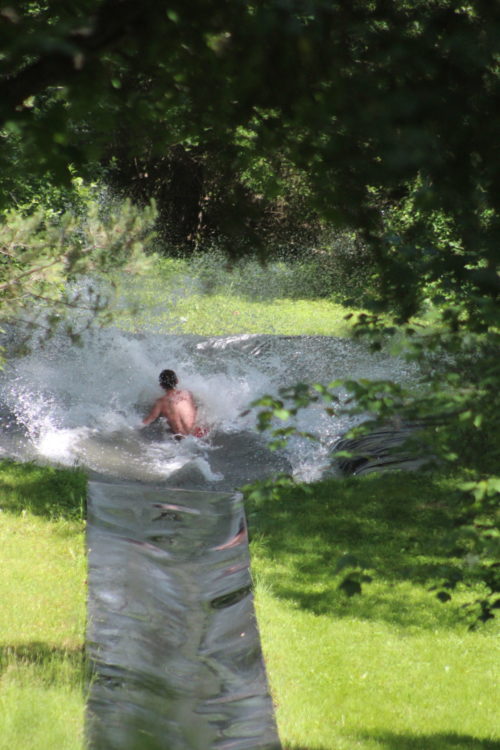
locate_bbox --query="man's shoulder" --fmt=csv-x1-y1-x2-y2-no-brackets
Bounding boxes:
156,393,173,408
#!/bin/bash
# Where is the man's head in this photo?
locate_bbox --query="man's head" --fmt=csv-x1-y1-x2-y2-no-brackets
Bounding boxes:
159,369,178,390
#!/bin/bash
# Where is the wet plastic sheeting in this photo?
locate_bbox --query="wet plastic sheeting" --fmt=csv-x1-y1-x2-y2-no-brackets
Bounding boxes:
86,481,280,750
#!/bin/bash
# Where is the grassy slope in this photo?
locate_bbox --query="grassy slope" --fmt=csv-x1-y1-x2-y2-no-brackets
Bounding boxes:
0,462,87,750
247,473,500,750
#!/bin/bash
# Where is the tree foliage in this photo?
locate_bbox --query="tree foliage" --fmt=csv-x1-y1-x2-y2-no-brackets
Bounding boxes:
0,183,155,358
1,1,499,621
250,333,500,625
1,1,499,304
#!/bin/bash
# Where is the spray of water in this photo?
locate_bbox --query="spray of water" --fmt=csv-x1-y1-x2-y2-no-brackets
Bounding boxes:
0,317,416,487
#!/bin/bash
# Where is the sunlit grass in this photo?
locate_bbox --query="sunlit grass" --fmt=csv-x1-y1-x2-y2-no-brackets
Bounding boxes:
117,290,356,337
175,294,354,336
114,257,358,336
247,471,500,749
256,592,499,750
0,514,86,643
0,461,86,750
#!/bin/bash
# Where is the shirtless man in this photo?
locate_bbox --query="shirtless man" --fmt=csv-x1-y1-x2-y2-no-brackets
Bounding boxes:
142,369,205,437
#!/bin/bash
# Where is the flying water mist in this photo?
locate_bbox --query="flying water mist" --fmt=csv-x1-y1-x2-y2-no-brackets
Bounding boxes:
0,325,416,487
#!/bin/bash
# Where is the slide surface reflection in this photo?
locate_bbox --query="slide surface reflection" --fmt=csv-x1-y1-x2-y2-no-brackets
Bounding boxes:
86,481,280,750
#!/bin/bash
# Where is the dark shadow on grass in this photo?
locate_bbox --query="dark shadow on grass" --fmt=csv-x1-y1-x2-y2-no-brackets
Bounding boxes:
358,731,500,750
246,471,474,629
0,459,86,520
0,642,84,671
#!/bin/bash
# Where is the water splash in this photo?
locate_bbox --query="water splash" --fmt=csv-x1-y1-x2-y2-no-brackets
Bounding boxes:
0,328,416,486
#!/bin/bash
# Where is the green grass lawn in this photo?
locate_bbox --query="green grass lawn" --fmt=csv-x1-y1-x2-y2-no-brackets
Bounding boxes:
246,472,500,750
117,289,355,338
113,258,357,337
1,460,498,750
0,461,87,750
256,594,498,750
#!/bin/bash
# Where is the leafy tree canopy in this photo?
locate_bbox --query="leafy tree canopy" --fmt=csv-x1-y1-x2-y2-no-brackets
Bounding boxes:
0,182,155,359
1,0,499,321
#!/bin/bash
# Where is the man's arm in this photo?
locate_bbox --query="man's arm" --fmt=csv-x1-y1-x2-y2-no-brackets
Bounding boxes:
142,399,162,426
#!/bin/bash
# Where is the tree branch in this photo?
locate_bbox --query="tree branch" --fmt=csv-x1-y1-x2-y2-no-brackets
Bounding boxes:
22,291,108,312
0,258,62,292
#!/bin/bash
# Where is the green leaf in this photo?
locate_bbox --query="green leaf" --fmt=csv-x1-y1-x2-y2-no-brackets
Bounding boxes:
274,409,290,420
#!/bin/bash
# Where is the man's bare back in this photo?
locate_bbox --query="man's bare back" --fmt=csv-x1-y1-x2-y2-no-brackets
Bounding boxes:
142,369,205,437
143,388,198,435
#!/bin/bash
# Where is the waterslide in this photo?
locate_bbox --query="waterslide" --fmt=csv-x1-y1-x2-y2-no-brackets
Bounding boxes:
86,481,279,749
0,328,415,748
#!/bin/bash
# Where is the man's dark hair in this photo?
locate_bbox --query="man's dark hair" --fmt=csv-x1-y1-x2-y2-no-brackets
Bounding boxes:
159,369,178,390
